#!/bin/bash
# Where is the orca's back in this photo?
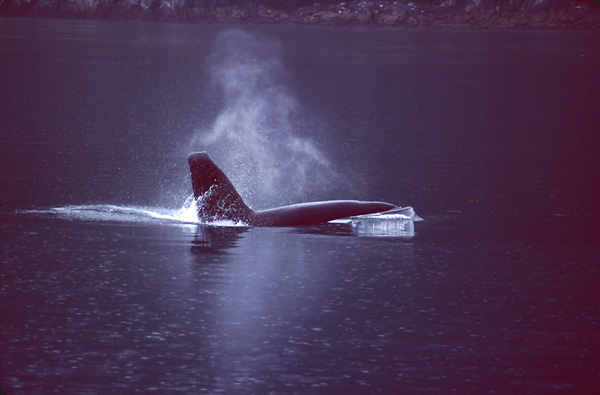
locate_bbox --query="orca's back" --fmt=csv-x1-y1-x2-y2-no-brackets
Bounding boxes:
188,152,251,222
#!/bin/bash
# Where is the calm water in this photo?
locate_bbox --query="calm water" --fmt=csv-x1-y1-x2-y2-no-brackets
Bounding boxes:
1,18,599,393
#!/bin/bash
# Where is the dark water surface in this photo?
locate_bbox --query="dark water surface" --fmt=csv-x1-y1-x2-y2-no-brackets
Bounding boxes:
1,18,599,393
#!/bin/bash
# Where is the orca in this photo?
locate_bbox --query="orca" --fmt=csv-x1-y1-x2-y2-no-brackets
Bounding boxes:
188,152,399,226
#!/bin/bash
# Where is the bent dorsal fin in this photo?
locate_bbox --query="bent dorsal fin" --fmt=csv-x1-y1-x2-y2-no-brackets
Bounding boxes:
188,152,252,222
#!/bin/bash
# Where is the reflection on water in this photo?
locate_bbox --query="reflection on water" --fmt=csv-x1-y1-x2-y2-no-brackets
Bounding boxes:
190,225,247,256
187,226,418,393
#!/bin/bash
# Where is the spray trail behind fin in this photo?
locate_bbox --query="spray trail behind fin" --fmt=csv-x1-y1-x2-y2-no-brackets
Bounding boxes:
188,152,252,222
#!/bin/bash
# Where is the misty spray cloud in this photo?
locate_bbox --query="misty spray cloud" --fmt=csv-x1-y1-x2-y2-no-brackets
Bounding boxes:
192,29,343,210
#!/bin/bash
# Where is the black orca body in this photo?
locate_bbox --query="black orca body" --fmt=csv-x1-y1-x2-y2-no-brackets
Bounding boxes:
188,152,397,226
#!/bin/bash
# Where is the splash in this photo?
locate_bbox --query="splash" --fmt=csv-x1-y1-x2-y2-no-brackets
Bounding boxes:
191,29,343,210
18,198,247,227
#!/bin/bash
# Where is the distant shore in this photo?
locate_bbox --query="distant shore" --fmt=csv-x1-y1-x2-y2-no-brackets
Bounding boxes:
1,0,600,29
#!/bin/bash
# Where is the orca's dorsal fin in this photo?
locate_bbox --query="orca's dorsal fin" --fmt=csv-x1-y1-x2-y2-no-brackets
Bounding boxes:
188,152,252,222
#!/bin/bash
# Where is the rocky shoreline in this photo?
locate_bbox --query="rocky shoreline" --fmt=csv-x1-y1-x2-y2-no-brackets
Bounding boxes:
1,0,600,29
